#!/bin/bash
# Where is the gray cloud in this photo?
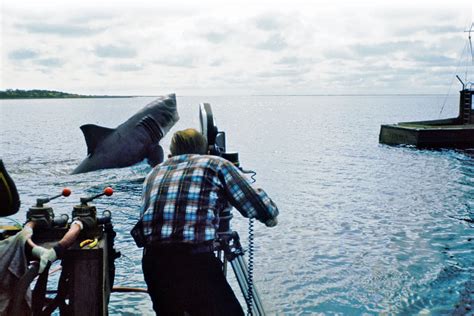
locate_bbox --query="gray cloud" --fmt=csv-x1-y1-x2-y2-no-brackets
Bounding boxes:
94,44,137,58
420,25,460,34
410,54,457,66
18,22,106,37
394,25,461,36
257,67,310,78
154,55,196,68
349,65,421,77
209,59,225,67
322,49,353,60
112,63,144,72
275,56,313,65
256,33,287,52
35,58,64,67
204,31,229,44
350,40,423,56
8,48,39,60
255,15,282,31
8,49,64,68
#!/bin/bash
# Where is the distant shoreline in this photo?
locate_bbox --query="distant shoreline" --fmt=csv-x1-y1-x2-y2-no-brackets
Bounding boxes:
0,89,134,99
1,96,135,100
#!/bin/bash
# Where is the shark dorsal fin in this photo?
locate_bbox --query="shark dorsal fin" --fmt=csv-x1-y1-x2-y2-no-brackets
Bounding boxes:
80,124,115,155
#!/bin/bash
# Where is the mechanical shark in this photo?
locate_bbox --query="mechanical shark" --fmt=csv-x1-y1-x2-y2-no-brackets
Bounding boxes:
71,94,179,174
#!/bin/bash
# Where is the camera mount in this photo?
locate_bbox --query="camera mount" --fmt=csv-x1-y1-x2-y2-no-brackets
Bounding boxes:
199,102,264,315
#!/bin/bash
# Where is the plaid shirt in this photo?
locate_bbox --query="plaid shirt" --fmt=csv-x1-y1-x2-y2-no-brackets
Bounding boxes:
139,154,279,245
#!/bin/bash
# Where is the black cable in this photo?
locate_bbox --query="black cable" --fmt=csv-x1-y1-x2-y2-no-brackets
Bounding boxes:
240,169,257,183
246,218,255,315
240,168,257,315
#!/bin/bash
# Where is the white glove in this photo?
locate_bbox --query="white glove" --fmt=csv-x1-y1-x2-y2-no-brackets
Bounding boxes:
18,226,33,242
31,246,58,274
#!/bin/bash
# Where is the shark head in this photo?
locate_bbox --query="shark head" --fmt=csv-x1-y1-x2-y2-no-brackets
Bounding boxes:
143,93,179,137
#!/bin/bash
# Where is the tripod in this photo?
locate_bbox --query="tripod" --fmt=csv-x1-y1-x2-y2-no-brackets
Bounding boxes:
215,209,266,316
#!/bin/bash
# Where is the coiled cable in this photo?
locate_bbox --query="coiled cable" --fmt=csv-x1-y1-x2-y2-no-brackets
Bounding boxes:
246,217,255,315
240,168,257,315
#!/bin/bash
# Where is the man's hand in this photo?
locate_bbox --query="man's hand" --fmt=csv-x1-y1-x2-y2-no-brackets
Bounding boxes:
31,246,57,274
265,217,278,227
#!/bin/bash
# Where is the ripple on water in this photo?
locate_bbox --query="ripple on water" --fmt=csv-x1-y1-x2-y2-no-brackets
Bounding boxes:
2,96,473,314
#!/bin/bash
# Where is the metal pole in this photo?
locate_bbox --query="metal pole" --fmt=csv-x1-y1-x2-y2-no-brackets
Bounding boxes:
230,256,266,316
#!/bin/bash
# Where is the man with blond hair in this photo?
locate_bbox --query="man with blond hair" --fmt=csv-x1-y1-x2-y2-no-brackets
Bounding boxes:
135,128,279,315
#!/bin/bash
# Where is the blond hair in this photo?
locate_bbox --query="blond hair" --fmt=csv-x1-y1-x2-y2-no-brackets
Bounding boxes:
170,128,208,156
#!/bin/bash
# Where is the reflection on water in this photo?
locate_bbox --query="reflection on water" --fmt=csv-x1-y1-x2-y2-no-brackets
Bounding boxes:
1,95,472,314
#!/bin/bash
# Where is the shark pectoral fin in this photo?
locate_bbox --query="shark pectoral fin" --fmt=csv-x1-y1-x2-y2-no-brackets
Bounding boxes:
146,144,164,167
80,124,115,155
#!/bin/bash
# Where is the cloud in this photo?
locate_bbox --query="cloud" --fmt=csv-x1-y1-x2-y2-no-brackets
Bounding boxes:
394,24,461,36
8,48,39,60
410,54,457,66
94,44,137,58
275,56,313,65
256,33,287,51
204,31,229,44
35,58,64,67
350,40,423,56
112,63,144,72
1,0,471,95
257,67,310,78
209,59,225,67
154,55,196,68
8,49,63,68
322,49,353,60
17,22,106,37
255,15,283,31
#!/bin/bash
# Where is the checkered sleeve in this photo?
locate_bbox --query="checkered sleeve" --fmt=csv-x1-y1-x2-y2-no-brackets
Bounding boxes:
139,180,148,217
218,160,279,223
140,167,159,217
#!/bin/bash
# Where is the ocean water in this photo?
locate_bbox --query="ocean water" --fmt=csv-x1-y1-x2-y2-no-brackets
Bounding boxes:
0,95,473,315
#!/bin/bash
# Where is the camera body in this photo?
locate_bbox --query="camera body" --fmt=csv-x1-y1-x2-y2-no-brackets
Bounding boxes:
199,103,239,166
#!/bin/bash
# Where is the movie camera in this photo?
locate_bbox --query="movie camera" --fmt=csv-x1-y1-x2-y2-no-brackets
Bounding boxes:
199,103,265,316
199,103,240,166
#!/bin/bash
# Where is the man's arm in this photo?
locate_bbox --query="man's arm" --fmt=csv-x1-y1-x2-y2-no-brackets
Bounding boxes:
218,160,279,227
27,220,84,273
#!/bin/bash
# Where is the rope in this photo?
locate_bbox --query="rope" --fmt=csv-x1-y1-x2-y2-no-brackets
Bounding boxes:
469,23,474,66
439,41,469,117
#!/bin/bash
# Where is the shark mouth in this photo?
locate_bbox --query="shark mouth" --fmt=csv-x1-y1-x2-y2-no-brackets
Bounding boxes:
138,115,164,143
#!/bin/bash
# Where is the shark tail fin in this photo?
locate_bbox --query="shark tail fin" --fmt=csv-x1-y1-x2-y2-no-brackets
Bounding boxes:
80,124,115,155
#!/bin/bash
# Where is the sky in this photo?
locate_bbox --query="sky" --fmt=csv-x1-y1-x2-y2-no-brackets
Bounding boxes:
1,0,473,96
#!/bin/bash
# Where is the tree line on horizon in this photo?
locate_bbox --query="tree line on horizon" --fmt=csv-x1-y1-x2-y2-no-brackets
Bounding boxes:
0,89,128,99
